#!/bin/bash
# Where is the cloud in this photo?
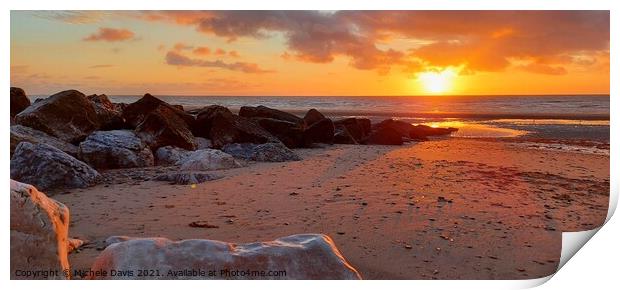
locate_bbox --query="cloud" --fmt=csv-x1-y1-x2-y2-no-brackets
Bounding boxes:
173,42,193,51
193,46,211,56
83,27,136,42
165,51,274,74
30,11,108,24
89,64,114,69
140,11,609,75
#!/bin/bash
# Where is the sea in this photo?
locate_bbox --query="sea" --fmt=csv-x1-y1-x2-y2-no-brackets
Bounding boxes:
30,94,611,155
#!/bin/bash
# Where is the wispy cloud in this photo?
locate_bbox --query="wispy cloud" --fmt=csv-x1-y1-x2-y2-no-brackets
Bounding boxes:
89,64,114,69
83,27,136,42
165,51,274,74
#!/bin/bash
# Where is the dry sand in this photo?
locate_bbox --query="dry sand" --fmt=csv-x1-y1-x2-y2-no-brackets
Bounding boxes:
54,138,609,279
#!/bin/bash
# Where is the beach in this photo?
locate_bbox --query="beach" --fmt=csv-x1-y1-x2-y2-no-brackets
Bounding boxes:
55,137,609,279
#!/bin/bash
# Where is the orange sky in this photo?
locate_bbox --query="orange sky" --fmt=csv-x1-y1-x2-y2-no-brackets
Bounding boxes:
10,11,610,96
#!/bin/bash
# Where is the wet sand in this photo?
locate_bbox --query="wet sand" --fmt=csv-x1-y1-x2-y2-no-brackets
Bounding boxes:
54,138,610,279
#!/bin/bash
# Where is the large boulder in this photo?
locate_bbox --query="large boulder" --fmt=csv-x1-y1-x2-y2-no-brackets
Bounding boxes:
373,119,414,138
364,127,403,145
10,87,31,118
410,124,458,139
78,130,154,169
254,118,304,148
136,105,197,150
179,149,243,171
192,105,234,137
303,118,334,146
333,125,358,144
11,142,100,191
87,94,125,130
222,143,302,162
239,105,303,125
14,90,99,143
10,180,71,280
122,94,195,129
334,118,371,143
154,146,193,166
10,125,78,157
90,234,361,280
303,108,326,127
209,111,279,149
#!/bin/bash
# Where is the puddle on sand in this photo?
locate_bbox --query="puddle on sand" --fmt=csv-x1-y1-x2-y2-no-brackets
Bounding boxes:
421,121,528,138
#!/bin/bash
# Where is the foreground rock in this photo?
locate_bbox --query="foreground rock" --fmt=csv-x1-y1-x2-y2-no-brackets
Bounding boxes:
10,180,70,280
154,146,193,166
78,130,154,169
374,119,457,141
122,93,195,129
334,118,371,143
155,172,222,185
254,117,304,148
303,117,335,146
195,106,279,148
180,149,243,171
87,94,125,130
10,87,31,118
222,143,302,162
90,234,361,280
14,90,99,143
364,126,403,145
11,142,100,191
10,125,78,157
136,105,197,150
239,105,304,125
303,108,326,127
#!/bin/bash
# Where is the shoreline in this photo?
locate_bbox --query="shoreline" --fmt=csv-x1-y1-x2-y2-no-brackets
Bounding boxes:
55,138,609,279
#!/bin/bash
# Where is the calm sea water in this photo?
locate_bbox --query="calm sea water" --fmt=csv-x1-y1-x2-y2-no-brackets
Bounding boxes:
28,94,611,151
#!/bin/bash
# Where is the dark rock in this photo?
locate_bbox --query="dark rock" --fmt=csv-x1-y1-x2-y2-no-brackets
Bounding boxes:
192,105,235,137
333,125,358,144
14,90,99,143
135,105,197,150
303,118,334,146
11,125,78,157
333,118,371,143
364,126,403,145
373,119,414,138
154,146,192,166
254,118,304,148
10,87,30,118
303,108,326,126
222,143,302,162
10,142,100,191
87,94,125,130
209,113,279,149
239,105,303,125
122,94,195,129
78,130,154,169
410,124,458,139
155,172,222,185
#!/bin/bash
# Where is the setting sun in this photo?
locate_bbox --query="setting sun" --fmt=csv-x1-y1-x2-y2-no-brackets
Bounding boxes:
417,68,457,94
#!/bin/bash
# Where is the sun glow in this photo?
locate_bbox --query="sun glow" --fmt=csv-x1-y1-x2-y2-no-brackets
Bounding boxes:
417,68,457,94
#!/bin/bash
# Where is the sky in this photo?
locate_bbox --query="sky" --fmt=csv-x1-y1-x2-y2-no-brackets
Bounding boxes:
10,11,610,96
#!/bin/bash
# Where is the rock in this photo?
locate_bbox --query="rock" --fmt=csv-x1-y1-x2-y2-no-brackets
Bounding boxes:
11,125,78,157
90,234,361,280
136,105,197,150
209,112,279,148
254,118,304,148
195,137,212,149
364,126,403,145
222,143,302,162
78,130,154,169
10,87,31,118
155,172,222,185
239,105,304,125
10,180,70,279
11,142,100,191
67,238,85,253
14,90,99,143
192,105,235,137
87,94,125,130
122,93,195,129
179,149,243,171
303,118,334,146
333,125,358,144
373,119,414,138
303,108,326,126
333,118,371,143
410,124,458,139
154,146,193,166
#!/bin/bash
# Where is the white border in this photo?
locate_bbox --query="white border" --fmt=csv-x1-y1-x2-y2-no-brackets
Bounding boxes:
2,1,617,289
